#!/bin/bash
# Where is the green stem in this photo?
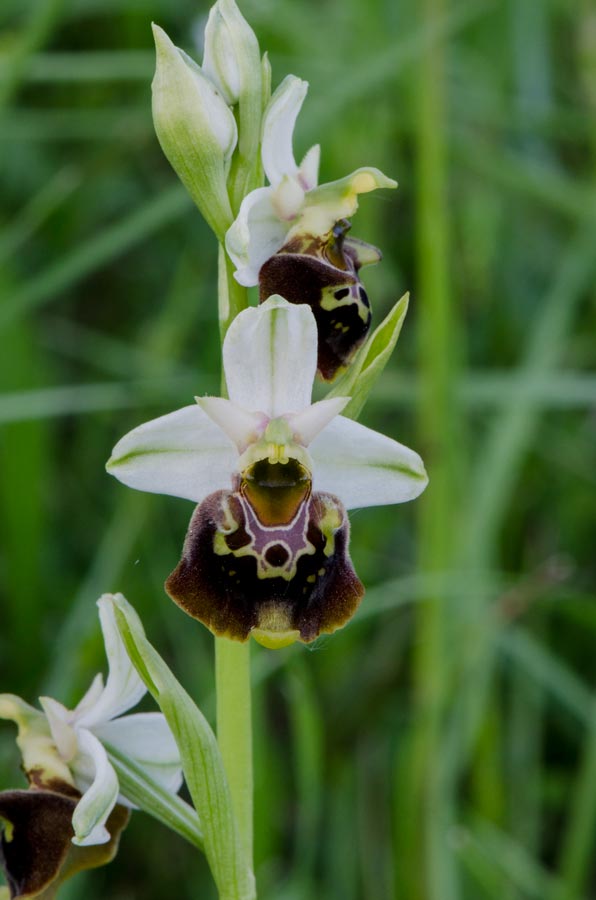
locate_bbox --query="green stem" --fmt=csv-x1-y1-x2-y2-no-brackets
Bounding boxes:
215,638,254,868
218,243,250,343
215,245,254,886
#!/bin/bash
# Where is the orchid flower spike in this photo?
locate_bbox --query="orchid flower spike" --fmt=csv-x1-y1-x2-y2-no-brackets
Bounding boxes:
107,298,427,649
0,595,182,892
225,76,397,380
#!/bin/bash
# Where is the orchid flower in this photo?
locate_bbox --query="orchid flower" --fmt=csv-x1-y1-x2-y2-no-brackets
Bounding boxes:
0,597,182,857
106,297,427,648
224,75,396,380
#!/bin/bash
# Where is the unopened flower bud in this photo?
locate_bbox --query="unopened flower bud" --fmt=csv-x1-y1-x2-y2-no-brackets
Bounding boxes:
151,23,237,240
203,0,260,106
202,0,264,208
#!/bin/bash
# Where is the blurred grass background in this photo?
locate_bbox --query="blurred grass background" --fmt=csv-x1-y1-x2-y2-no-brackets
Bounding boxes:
1,0,595,897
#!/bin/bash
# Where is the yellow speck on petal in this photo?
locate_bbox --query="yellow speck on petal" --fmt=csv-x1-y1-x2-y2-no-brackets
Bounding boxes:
306,574,316,583
352,172,376,193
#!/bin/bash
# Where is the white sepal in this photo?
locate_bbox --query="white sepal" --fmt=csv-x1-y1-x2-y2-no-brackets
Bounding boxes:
223,296,317,417
106,405,237,503
310,415,428,510
76,598,146,729
94,712,183,796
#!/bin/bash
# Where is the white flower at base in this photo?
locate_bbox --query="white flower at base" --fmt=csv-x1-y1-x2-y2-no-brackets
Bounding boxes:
0,597,182,847
107,298,427,646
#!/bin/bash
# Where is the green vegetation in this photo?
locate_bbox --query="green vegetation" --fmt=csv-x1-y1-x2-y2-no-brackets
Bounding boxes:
1,0,595,897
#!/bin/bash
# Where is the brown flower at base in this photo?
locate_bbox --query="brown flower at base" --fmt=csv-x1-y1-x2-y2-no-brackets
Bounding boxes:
165,482,364,648
259,219,381,381
0,784,128,900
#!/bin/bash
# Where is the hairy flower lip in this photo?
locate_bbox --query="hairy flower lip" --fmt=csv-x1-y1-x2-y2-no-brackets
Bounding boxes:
0,787,129,900
165,488,364,644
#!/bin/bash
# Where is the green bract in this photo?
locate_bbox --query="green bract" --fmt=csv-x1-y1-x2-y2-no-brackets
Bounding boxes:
108,593,256,900
328,293,410,419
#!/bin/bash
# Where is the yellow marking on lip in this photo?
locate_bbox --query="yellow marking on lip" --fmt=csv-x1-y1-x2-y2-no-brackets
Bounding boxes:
252,628,300,650
252,603,300,649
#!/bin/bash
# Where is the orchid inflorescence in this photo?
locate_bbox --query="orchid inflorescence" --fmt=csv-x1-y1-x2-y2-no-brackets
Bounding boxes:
1,1,427,897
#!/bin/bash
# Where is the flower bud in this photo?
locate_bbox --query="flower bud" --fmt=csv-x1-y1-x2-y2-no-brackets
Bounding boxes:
202,0,264,209
151,23,237,240
203,0,260,106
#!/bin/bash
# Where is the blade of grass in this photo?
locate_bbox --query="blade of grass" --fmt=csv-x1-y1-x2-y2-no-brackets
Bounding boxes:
0,166,80,265
0,0,66,109
393,0,465,896
0,185,191,330
554,703,596,900
0,50,154,82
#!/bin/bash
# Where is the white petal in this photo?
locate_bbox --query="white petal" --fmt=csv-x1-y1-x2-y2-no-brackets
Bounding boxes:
196,397,267,451
225,186,288,286
73,673,105,719
106,405,237,503
261,74,308,186
71,729,119,846
224,296,317,417
75,598,146,730
298,144,320,191
39,696,77,761
95,712,182,795
271,175,305,222
288,397,349,445
310,416,428,510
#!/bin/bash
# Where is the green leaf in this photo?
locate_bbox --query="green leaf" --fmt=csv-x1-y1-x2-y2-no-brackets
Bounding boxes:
109,594,255,900
105,741,204,851
328,293,409,420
